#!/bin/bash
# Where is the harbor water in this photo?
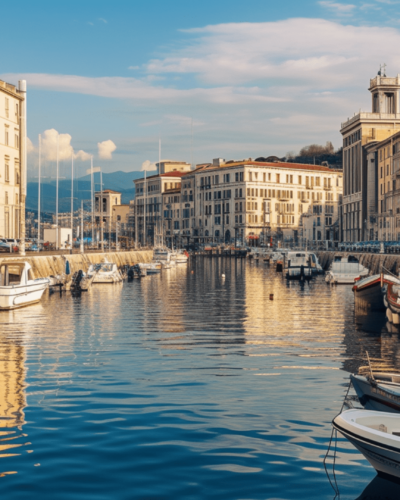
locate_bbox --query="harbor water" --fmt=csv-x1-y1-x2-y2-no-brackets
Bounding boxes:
0,257,399,499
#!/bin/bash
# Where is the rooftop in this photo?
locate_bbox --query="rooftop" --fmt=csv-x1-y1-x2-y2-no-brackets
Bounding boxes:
134,170,187,182
184,160,341,174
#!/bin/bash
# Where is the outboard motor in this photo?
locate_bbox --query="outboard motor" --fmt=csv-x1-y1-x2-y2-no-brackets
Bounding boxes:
71,270,84,291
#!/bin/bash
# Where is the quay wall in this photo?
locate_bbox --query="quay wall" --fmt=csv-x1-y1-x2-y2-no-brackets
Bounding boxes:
0,250,153,279
316,251,400,275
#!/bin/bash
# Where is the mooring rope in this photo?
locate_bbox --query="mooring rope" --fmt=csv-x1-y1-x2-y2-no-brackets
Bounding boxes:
323,378,352,497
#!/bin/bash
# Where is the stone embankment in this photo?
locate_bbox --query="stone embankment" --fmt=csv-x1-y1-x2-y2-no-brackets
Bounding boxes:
0,250,153,279
316,251,400,275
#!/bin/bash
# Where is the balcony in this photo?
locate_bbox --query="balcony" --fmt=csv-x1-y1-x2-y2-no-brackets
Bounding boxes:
305,185,313,190
323,185,332,191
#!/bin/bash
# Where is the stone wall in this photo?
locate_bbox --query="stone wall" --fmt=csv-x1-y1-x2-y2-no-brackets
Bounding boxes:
316,251,400,275
0,250,153,279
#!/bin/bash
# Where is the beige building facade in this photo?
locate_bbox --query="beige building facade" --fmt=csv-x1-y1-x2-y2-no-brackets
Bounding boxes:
0,79,26,240
190,160,342,244
340,72,400,242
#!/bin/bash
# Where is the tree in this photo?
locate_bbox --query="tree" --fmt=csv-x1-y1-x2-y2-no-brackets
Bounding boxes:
299,141,334,157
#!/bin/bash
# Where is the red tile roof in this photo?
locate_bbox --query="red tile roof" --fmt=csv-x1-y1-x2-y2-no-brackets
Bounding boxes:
186,161,341,173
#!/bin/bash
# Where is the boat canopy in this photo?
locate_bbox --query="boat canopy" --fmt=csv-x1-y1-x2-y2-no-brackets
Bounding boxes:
0,262,33,286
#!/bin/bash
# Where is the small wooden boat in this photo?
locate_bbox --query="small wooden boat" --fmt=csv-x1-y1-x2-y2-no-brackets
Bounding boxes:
351,372,400,413
139,262,161,274
333,408,400,480
0,261,49,310
353,273,400,311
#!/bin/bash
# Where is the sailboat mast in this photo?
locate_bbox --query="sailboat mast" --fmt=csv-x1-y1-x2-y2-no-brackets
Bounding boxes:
38,133,41,247
71,152,74,248
91,156,94,247
56,133,59,250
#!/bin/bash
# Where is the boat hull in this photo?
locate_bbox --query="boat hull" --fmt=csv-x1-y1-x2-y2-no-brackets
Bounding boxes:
333,417,400,479
0,281,48,310
351,375,400,413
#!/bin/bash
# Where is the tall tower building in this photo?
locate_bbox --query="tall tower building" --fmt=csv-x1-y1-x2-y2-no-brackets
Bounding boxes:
340,70,400,242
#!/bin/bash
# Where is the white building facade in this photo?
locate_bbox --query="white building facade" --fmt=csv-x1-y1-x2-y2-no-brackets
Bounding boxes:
0,79,26,240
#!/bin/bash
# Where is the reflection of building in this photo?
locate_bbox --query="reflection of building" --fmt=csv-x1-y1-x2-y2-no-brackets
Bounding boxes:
0,335,26,428
0,79,26,239
340,71,400,242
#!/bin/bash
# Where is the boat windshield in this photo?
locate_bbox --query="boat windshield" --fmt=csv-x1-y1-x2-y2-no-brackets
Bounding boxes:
0,264,24,286
101,264,114,272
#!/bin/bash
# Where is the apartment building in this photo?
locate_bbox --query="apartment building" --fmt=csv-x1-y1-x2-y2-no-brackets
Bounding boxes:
190,159,342,244
0,79,26,240
134,163,191,246
340,71,400,242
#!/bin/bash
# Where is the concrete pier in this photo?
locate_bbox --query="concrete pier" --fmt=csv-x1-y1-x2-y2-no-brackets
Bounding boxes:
0,250,154,279
316,251,400,275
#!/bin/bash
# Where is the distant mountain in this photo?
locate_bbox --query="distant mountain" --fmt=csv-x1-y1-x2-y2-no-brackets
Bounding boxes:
79,170,145,192
26,170,143,213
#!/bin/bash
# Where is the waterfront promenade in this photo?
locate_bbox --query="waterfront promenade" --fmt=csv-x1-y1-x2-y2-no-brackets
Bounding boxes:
0,249,153,279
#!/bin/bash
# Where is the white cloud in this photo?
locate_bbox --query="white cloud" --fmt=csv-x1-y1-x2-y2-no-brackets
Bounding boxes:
98,139,116,159
98,18,108,23
318,1,357,14
141,160,158,172
28,128,90,161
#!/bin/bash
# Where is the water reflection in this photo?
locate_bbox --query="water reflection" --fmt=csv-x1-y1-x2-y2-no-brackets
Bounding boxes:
355,474,400,500
0,259,397,498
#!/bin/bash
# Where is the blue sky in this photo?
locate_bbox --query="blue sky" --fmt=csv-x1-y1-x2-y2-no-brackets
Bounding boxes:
2,0,400,177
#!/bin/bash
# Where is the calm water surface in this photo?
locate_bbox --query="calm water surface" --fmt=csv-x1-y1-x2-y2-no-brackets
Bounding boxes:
0,257,399,499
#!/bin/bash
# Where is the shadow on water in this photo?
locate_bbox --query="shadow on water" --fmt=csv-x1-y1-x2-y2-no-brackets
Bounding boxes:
354,474,400,500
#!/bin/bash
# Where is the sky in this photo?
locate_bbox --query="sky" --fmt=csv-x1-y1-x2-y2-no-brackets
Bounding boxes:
2,0,400,178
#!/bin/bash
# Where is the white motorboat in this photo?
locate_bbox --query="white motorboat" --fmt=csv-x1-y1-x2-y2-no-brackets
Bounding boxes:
325,255,369,284
138,262,161,274
351,372,400,413
333,408,400,479
153,247,175,269
308,253,324,274
153,247,173,262
0,261,49,310
285,252,313,280
172,250,189,264
87,259,122,283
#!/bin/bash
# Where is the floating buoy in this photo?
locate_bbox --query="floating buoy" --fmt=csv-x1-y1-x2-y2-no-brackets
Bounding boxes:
269,294,274,300
222,274,226,278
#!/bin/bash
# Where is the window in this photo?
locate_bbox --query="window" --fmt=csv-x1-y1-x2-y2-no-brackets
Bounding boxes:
254,172,258,180
226,215,229,224
239,172,243,182
5,163,9,182
235,172,239,182
276,173,280,183
4,128,9,146
174,221,179,230
298,175,302,184
249,172,253,181
5,98,9,118
15,103,18,117
15,169,19,184
263,173,266,182
268,173,271,181
5,191,8,204
215,216,221,225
